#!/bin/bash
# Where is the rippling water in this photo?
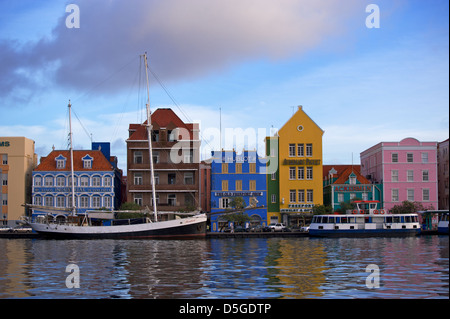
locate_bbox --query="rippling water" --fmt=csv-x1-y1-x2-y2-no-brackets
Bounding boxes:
0,236,448,299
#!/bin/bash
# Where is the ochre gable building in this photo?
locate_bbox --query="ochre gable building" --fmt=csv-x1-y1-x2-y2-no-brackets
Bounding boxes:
266,106,324,227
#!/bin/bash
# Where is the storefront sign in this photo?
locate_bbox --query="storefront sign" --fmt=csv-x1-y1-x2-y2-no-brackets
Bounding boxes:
282,159,320,165
0,141,10,147
34,187,112,193
334,185,372,192
214,191,263,197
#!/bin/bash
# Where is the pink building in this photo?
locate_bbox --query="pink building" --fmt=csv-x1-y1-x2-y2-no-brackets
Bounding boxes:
360,138,438,212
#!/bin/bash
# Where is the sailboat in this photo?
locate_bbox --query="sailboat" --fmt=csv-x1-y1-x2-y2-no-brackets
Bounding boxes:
26,53,207,239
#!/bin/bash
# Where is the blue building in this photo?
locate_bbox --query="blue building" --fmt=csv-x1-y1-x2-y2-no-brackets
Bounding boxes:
210,150,267,232
32,142,122,218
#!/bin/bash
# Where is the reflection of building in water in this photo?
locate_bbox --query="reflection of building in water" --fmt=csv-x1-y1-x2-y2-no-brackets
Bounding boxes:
0,240,33,298
268,238,327,298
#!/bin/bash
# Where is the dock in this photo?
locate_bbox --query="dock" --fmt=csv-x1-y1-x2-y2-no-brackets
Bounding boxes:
206,231,309,238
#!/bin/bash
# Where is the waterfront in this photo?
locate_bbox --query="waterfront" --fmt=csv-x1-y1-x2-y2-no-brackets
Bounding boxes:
0,236,448,299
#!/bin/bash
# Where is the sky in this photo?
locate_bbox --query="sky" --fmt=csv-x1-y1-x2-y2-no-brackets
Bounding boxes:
0,0,448,171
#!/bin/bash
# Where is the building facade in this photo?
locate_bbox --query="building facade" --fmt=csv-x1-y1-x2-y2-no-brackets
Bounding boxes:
266,106,324,227
32,143,122,216
0,137,37,226
360,137,438,212
126,108,202,216
323,165,383,211
437,138,449,210
210,150,267,232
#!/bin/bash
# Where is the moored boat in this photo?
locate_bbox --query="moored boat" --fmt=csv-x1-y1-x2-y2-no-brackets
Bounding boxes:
437,211,449,235
309,200,421,237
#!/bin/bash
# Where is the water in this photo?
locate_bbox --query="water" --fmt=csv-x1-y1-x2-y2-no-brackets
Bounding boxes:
0,236,448,299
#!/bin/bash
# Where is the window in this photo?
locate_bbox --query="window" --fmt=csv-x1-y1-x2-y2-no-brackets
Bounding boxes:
134,151,143,164
34,196,42,206
349,175,356,185
423,189,430,201
151,194,159,207
407,153,413,163
271,172,276,180
222,180,228,191
34,176,42,186
289,167,296,180
407,170,414,182
407,189,414,201
56,159,65,169
92,196,101,208
168,194,176,206
80,176,89,186
338,193,344,203
421,152,428,163
103,176,111,186
45,196,54,207
391,188,398,202
1,154,7,165
152,173,159,185
83,159,92,169
306,144,313,157
2,195,7,206
220,197,230,209
271,194,276,203
92,176,101,186
307,189,313,203
1,174,7,186
392,153,398,163
222,163,228,174
249,163,256,173
134,172,143,185
183,150,193,163
184,172,194,185
422,170,429,181
306,167,313,180
134,193,143,206
44,176,53,186
168,130,176,142
104,196,112,208
168,173,176,185
298,167,304,180
80,196,89,208
289,190,296,203
235,180,242,191
298,190,305,202
289,144,295,157
249,180,256,191
152,130,159,142
184,193,194,207
56,176,65,187
152,151,159,164
297,144,304,157
392,170,399,182
235,163,242,174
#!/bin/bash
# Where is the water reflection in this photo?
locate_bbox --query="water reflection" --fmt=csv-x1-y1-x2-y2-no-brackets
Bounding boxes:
0,236,448,299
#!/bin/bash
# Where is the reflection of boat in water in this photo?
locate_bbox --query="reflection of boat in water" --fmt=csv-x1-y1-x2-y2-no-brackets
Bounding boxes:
309,201,421,237
26,53,207,239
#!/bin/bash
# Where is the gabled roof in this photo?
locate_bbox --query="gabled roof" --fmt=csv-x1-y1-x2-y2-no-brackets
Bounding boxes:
323,165,370,184
127,108,193,141
34,150,114,172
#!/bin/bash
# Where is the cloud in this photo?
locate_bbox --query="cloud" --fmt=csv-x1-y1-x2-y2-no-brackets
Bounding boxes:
0,0,363,100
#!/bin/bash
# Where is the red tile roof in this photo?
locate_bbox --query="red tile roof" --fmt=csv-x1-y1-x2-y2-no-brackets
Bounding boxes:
127,108,194,141
323,165,370,184
34,150,114,172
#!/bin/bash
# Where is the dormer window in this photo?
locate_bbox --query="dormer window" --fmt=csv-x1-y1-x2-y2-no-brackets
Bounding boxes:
55,154,67,169
82,154,93,169
349,173,357,185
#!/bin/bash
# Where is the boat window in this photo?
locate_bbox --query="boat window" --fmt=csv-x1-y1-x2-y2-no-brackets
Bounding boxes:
413,216,418,223
348,217,355,223
335,217,340,223
405,216,411,223
385,216,392,223
400,216,405,223
393,216,400,223
341,217,348,224
328,217,335,223
322,217,328,223
365,217,370,223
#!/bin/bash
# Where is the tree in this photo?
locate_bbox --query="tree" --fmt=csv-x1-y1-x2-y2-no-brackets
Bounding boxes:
389,201,434,214
229,197,246,210
312,204,333,215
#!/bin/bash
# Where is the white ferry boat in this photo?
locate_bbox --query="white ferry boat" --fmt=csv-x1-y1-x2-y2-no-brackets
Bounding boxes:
309,201,421,237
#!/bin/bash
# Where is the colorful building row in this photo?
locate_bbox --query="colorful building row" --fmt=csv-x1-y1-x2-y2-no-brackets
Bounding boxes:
1,107,448,228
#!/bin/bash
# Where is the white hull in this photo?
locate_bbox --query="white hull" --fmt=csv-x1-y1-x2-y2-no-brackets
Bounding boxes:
29,214,207,239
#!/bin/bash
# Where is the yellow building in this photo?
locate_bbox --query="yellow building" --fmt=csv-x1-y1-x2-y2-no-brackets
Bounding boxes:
268,106,324,227
0,137,37,227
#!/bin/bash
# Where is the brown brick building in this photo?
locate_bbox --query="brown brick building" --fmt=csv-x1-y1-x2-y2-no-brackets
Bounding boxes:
126,108,204,214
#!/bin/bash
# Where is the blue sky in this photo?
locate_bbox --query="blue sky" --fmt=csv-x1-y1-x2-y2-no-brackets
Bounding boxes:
0,0,448,170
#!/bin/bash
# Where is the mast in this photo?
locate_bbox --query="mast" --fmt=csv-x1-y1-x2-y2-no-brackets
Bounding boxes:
142,53,158,222
68,100,76,216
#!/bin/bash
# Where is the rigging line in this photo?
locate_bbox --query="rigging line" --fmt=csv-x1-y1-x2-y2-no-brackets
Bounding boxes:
70,56,139,105
146,63,216,153
71,106,93,143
